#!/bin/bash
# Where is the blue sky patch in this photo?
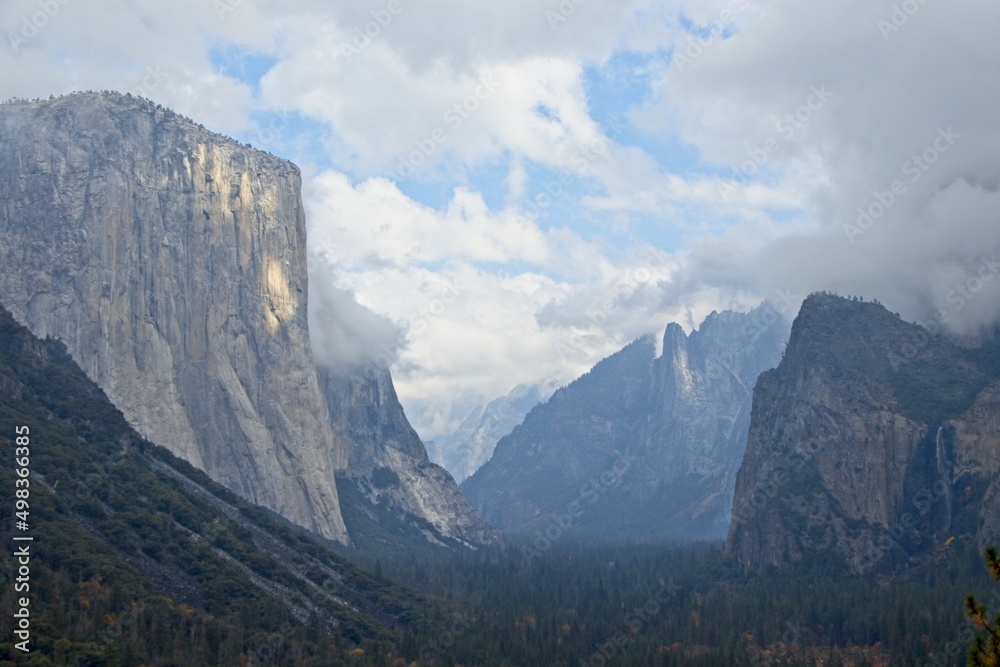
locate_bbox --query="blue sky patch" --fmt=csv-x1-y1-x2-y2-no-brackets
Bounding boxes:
209,43,277,93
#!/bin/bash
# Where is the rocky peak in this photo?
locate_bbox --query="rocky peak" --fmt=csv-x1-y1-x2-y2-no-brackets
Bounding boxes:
462,306,790,542
727,293,1000,573
322,366,500,551
0,92,496,551
0,92,348,542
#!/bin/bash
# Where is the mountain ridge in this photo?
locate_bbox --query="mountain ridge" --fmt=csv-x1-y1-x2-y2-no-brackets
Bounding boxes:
0,91,495,552
727,292,1000,573
462,304,791,542
0,302,444,663
428,383,546,484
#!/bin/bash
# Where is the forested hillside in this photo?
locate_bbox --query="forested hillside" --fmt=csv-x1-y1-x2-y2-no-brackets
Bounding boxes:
0,305,449,665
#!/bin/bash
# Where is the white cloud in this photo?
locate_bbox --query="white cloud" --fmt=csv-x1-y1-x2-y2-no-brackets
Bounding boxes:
630,0,1000,338
304,172,552,267
0,0,270,132
309,255,405,372
260,46,616,183
302,170,689,437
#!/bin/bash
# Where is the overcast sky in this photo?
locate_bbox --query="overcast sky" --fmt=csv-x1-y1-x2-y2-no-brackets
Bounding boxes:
3,0,998,440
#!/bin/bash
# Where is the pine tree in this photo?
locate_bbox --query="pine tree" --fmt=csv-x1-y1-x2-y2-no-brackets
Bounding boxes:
966,546,1000,666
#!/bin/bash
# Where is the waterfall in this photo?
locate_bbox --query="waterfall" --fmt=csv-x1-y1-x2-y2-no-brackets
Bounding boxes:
935,426,952,533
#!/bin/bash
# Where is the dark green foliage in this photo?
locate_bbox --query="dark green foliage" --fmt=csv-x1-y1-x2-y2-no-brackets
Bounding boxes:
890,348,992,426
335,471,474,558
970,332,1000,378
886,313,997,425
966,546,1000,666
371,467,401,490
2,294,996,665
372,537,993,666
0,306,439,665
790,293,995,426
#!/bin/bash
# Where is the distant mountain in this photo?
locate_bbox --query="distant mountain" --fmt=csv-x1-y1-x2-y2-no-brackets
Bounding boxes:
727,293,1000,573
461,305,790,542
0,304,440,663
322,370,500,553
429,384,546,483
0,92,495,552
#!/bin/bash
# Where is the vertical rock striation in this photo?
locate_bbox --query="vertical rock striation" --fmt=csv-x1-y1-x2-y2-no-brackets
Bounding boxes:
727,293,1000,573
0,93,351,539
461,304,790,542
322,370,499,550
948,381,1000,545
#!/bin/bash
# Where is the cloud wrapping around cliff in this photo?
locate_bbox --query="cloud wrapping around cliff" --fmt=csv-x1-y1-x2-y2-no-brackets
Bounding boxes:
308,256,405,373
632,0,1000,338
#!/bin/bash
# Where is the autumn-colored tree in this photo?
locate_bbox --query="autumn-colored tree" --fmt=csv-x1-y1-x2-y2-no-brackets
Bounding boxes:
966,546,1000,666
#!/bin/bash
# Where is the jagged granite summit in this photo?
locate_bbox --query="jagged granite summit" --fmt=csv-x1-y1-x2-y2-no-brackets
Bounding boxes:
0,92,496,550
727,293,1000,573
462,305,790,542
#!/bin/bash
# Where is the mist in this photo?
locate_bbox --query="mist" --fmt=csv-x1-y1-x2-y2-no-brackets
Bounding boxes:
639,0,1000,340
307,255,405,373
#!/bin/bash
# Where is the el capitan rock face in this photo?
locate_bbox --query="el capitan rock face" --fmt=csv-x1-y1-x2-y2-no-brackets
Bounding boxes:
0,92,348,542
727,293,1000,573
461,305,790,542
0,92,496,550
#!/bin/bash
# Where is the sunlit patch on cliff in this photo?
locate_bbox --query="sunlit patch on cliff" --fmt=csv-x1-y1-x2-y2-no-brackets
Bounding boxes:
264,257,297,333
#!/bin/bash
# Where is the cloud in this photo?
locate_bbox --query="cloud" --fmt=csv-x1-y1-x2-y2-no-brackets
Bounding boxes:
263,0,656,71
632,0,1000,338
0,0,271,132
301,170,701,438
307,255,405,372
303,171,553,267
260,49,618,181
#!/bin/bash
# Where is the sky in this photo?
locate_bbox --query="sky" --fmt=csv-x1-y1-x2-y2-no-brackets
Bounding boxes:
2,0,999,442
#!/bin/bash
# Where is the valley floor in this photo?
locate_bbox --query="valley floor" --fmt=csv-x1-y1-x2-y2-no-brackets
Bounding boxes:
380,536,997,666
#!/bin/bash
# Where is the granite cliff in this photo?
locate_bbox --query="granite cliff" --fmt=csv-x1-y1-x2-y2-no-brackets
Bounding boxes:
323,370,499,550
727,293,1000,573
0,302,444,661
0,92,495,550
461,304,790,542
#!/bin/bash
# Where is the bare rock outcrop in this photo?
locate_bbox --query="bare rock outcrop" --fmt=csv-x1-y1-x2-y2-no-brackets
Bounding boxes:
727,293,1000,573
461,304,790,542
0,93,349,539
